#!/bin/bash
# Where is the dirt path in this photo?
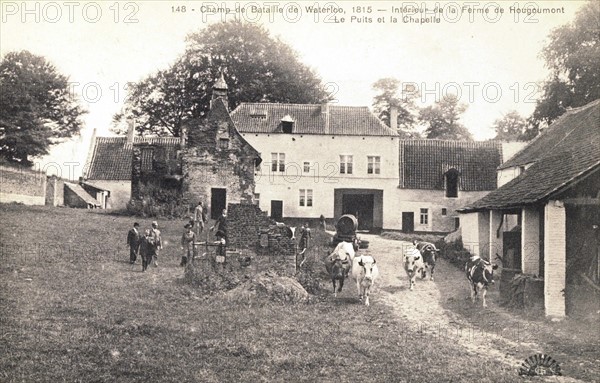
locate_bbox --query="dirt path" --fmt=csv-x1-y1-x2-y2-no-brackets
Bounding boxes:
351,234,586,383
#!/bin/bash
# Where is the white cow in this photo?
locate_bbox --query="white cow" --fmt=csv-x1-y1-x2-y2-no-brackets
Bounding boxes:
328,241,356,263
403,247,425,291
351,255,379,306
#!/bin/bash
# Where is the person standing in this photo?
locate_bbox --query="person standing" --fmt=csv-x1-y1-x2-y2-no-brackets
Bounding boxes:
150,221,162,267
210,209,227,243
126,222,141,264
139,229,154,272
318,215,326,230
299,222,312,252
194,201,207,236
180,223,196,267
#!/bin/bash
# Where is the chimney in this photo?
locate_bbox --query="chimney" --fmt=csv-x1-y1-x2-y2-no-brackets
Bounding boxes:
390,106,398,131
126,119,135,145
211,71,229,111
322,103,330,134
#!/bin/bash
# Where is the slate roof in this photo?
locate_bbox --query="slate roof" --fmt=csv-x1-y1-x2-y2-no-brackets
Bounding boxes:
399,140,503,191
84,137,180,180
230,103,398,136
460,99,600,211
500,100,600,170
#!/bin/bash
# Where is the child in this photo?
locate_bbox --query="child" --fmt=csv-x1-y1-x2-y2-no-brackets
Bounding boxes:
139,229,155,272
180,223,196,267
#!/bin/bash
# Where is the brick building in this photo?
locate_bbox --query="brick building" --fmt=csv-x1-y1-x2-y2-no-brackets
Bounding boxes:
459,99,600,318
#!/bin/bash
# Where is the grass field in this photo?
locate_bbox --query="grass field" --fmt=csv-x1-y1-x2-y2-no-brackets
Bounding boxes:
0,204,594,382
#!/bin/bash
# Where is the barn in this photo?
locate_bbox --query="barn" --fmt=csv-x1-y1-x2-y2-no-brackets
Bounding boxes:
459,99,600,318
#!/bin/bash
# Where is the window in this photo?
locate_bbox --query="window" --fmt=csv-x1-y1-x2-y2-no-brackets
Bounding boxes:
282,121,294,133
254,193,260,206
303,161,311,173
454,217,460,230
218,138,229,149
445,169,459,198
367,156,381,175
271,153,285,172
441,208,447,216
340,155,353,174
420,208,429,225
299,189,313,207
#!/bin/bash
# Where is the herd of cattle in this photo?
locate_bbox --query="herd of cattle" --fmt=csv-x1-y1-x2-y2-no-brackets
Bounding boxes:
325,239,499,307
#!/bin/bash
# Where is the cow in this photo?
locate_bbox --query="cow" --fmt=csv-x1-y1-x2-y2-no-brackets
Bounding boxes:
325,241,355,279
351,255,379,306
465,255,498,307
403,247,425,291
325,258,346,297
413,240,439,281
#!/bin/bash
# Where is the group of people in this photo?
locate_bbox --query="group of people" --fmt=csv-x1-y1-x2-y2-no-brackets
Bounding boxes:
127,202,229,270
126,221,163,272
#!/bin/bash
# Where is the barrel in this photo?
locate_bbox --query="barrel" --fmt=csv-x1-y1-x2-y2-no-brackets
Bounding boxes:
336,214,358,237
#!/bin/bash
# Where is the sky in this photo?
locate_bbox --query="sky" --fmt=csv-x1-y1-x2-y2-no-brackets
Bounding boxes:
0,0,585,179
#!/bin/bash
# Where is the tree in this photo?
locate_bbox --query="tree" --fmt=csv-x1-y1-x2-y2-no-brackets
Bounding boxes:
372,77,420,137
115,21,331,137
492,111,529,141
418,94,473,140
529,1,600,132
0,51,85,166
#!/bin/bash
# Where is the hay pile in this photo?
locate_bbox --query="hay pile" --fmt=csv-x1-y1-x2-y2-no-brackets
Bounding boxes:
225,273,309,303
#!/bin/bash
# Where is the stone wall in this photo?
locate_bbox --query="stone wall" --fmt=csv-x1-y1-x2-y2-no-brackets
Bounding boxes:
0,164,46,205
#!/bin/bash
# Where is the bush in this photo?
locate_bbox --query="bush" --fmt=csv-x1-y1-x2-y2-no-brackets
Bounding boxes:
435,236,473,269
126,198,189,218
380,231,443,243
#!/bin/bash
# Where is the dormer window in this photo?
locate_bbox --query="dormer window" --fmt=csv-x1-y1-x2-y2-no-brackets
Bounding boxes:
250,111,267,120
445,168,459,198
281,115,294,133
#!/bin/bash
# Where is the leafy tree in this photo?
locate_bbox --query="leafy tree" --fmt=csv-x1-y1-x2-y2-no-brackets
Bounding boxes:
492,111,529,141
529,1,600,132
0,51,85,166
115,21,331,137
418,94,473,141
372,77,420,137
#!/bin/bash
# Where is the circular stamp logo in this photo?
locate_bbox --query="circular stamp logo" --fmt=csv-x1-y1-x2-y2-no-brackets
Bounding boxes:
518,353,562,376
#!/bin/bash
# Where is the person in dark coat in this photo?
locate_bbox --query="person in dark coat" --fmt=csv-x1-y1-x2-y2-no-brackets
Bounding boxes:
210,209,227,243
127,222,141,264
139,229,155,272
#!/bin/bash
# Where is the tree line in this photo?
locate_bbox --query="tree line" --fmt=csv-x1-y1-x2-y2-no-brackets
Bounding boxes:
1,1,597,165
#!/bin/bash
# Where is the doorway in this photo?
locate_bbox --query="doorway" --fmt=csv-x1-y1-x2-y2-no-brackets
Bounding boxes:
271,200,283,220
210,188,226,219
402,212,414,233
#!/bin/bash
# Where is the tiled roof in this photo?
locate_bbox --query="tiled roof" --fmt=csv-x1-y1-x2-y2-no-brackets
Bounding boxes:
84,136,180,180
230,103,398,136
64,183,101,206
461,99,600,211
399,140,503,191
499,99,600,170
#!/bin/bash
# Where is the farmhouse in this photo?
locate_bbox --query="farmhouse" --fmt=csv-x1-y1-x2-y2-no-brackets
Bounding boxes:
232,104,508,233
459,99,600,318
231,102,399,230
